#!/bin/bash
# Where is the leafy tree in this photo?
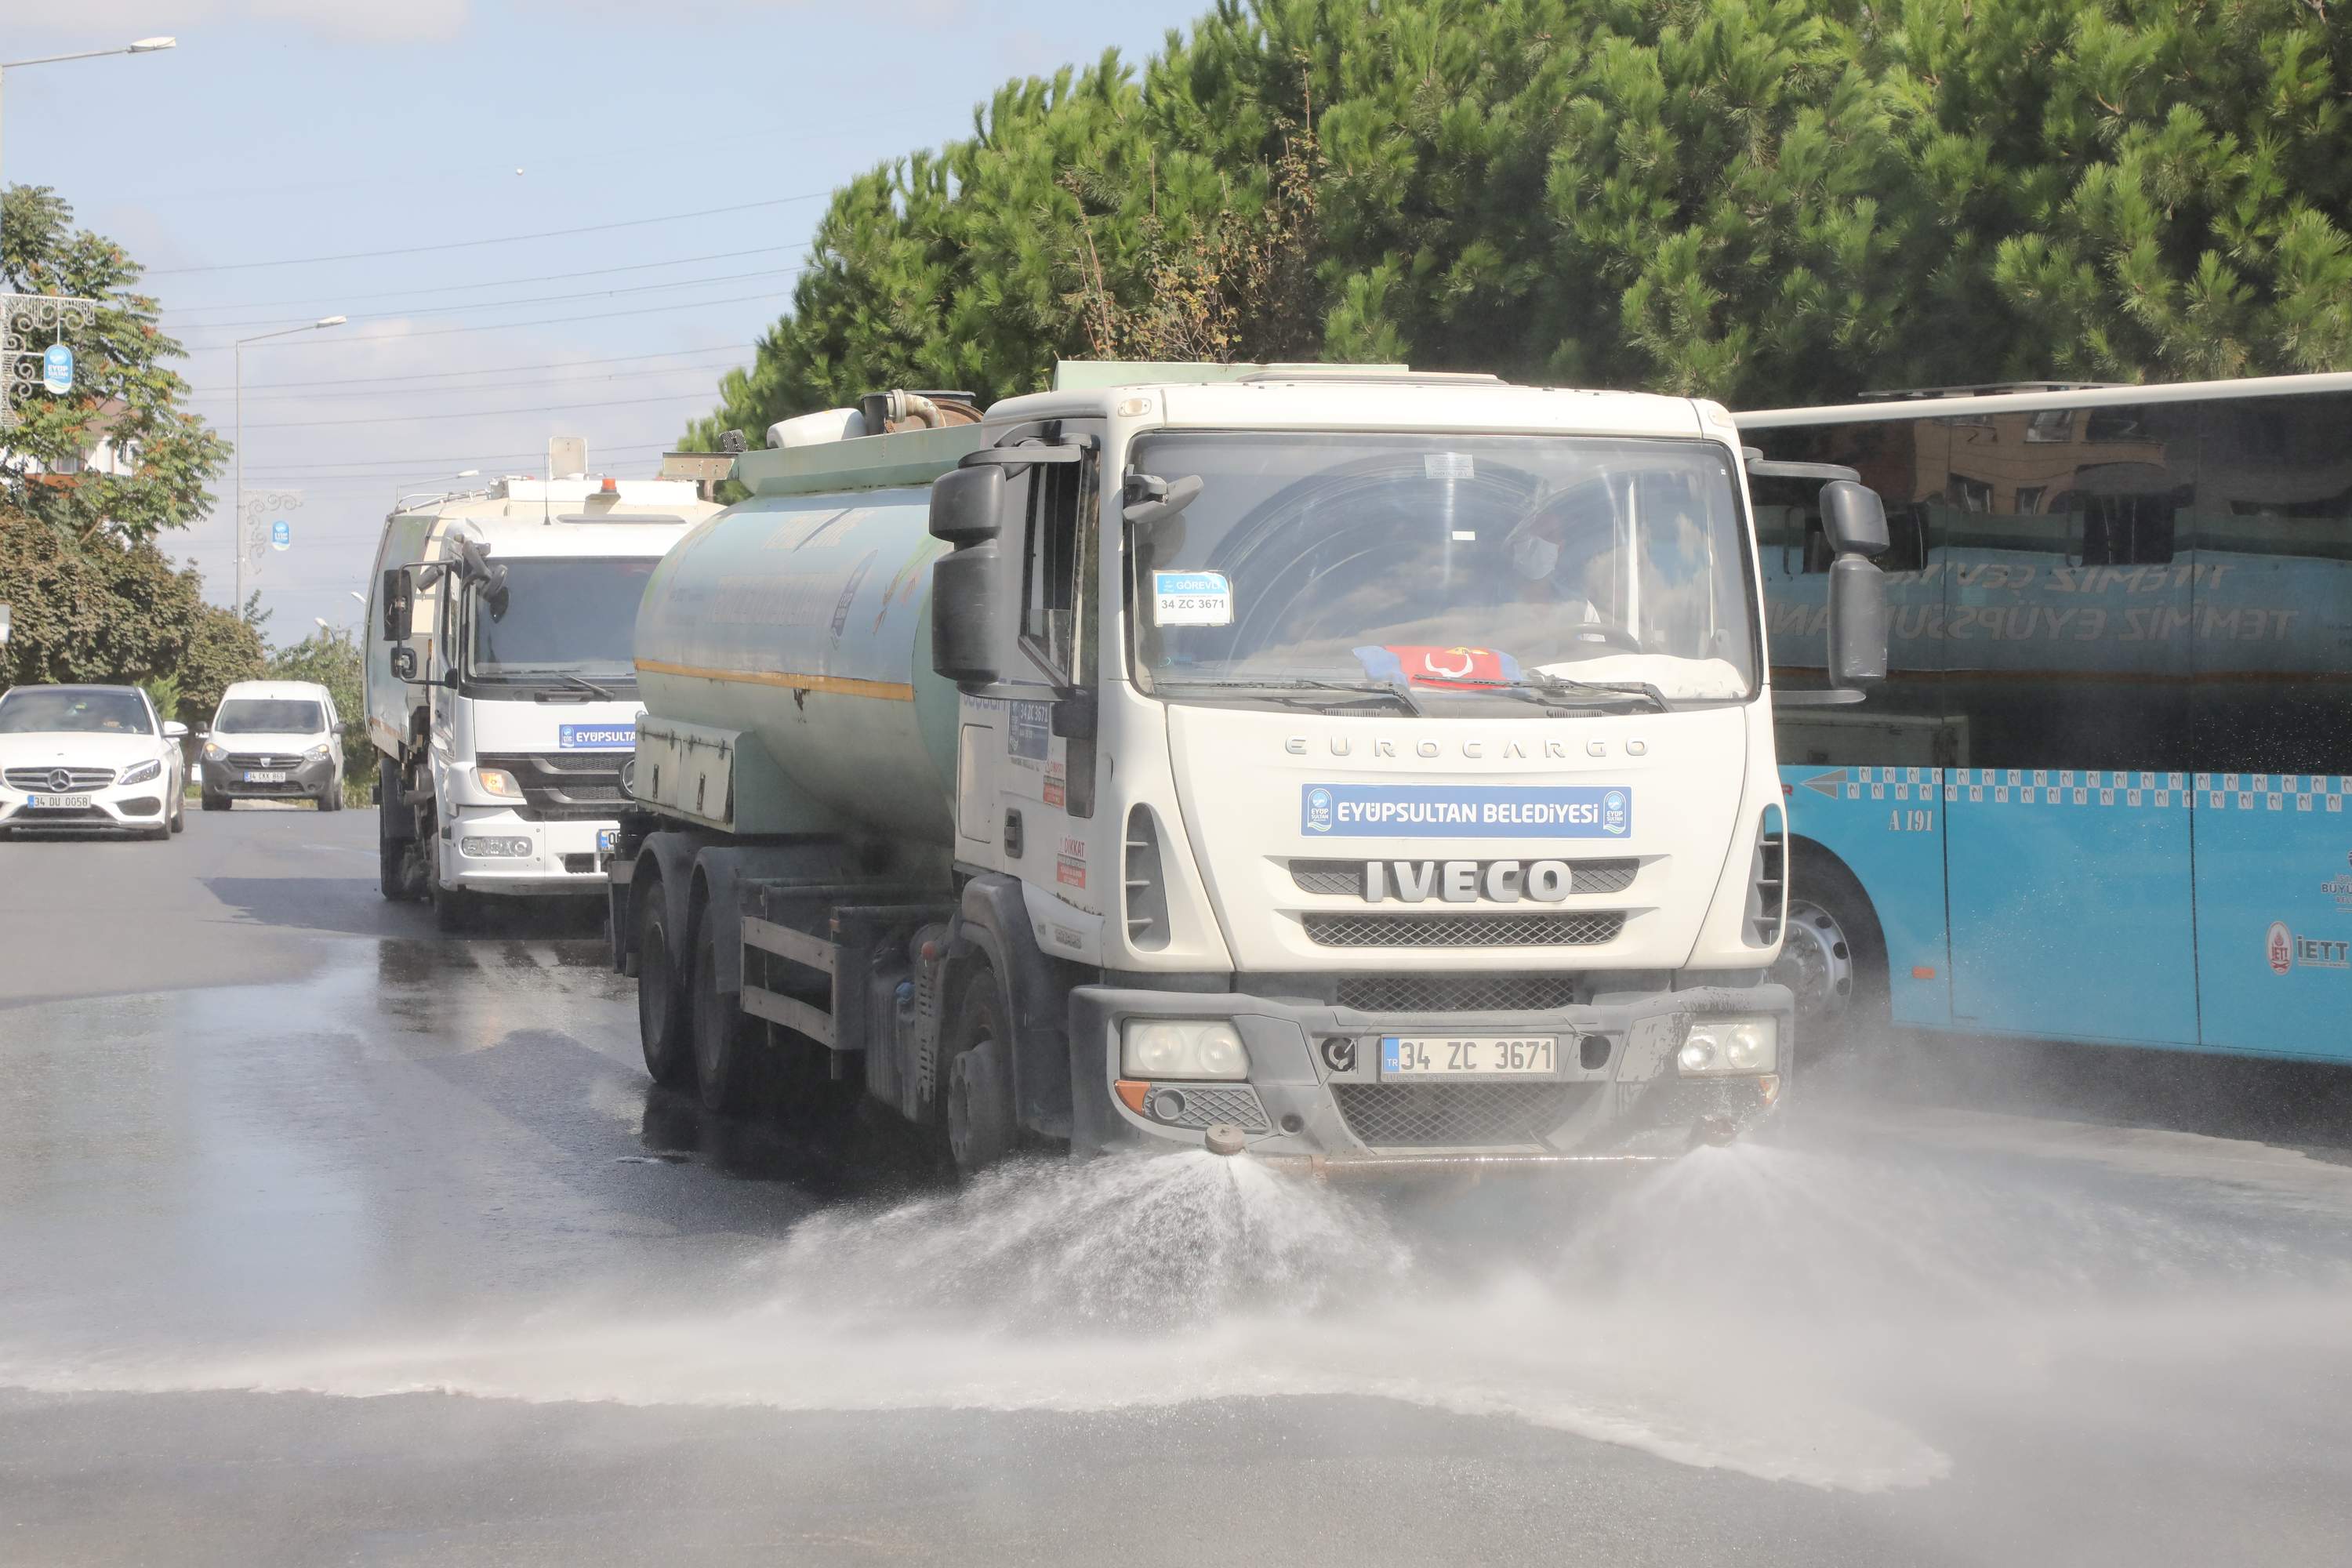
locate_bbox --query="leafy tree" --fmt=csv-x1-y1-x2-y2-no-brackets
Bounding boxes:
0,523,263,716
2,185,227,544
688,0,2352,443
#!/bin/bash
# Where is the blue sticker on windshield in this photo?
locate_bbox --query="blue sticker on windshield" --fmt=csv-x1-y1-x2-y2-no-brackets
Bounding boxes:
1301,784,1632,838
559,724,635,750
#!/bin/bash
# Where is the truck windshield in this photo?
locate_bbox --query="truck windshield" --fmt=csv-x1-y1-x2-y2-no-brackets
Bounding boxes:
466,557,657,684
1127,431,1759,709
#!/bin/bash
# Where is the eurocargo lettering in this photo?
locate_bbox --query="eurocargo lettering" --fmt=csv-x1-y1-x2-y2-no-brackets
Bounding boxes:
604,365,1894,1175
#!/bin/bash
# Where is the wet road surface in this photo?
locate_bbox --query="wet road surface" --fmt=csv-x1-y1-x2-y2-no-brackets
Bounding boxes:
4,807,2350,1565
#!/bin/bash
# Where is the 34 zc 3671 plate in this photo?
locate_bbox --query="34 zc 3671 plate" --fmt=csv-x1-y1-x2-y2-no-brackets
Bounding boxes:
1380,1035,1559,1077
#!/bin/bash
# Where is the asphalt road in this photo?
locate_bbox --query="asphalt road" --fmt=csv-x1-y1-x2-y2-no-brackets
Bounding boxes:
4,806,2350,1566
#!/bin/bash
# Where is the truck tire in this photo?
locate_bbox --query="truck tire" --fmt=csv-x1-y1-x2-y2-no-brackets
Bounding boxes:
378,774,422,901
942,963,1018,1176
635,869,694,1088
689,887,759,1116
1773,842,1889,1062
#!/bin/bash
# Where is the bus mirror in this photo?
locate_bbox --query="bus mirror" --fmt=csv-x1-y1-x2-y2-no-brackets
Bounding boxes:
382,567,412,639
389,644,419,682
1820,480,1889,557
1825,555,1889,688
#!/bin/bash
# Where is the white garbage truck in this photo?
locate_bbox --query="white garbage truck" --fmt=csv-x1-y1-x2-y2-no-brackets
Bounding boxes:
365,465,722,929
605,365,1891,1173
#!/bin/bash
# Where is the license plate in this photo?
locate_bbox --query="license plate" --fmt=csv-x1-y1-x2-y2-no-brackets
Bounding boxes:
27,793,92,810
244,770,287,783
596,829,618,853
1381,1034,1559,1077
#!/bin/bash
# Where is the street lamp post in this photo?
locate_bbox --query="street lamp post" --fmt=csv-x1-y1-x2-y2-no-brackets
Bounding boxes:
234,314,345,610
0,38,176,189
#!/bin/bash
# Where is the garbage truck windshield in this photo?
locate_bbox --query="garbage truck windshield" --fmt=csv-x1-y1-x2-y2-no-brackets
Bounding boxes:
466,557,657,684
1127,431,1759,710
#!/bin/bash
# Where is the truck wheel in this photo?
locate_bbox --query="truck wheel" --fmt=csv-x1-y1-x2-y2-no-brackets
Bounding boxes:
1773,845,1889,1062
635,871,694,1088
689,887,759,1116
942,964,1018,1176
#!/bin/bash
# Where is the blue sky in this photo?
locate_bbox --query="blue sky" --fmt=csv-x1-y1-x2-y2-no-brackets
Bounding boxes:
4,0,1200,640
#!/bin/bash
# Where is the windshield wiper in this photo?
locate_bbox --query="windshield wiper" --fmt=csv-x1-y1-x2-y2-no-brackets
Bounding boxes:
1156,677,1423,716
503,670,622,700
1429,672,1673,713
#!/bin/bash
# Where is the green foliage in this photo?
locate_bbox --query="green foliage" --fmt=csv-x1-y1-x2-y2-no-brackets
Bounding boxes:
2,185,228,545
0,522,263,714
689,0,2352,440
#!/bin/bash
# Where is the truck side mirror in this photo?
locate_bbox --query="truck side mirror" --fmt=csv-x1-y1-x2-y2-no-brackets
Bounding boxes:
382,567,412,640
930,465,1011,688
1821,481,1889,689
389,644,419,682
1050,686,1096,741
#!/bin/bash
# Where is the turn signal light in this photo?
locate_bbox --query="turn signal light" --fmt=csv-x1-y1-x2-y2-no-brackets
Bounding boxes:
1113,1079,1149,1114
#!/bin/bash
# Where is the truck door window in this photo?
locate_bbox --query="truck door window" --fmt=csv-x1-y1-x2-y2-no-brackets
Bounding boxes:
1021,457,1083,682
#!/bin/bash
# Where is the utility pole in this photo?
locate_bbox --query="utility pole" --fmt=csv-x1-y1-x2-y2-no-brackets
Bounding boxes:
234,315,345,610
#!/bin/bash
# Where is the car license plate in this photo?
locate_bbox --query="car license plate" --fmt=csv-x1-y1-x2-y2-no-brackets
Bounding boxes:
1381,1034,1559,1077
596,829,618,853
244,770,286,783
27,793,92,810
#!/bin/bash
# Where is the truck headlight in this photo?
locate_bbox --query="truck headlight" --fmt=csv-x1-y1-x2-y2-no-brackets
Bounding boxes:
1120,1019,1249,1081
474,766,523,799
305,743,332,762
118,758,164,786
1676,1017,1778,1076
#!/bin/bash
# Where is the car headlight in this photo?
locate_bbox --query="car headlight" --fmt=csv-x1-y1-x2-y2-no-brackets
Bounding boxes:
474,766,523,799
201,742,226,761
1120,1018,1249,1081
118,758,164,786
305,743,332,762
1675,1017,1778,1076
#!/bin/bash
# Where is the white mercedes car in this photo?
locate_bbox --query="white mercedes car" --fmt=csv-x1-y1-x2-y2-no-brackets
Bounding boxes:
0,684,189,840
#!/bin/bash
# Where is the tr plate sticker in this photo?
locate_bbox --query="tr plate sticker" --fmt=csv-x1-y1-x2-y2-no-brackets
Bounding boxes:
1302,784,1632,838
559,724,635,750
1152,571,1232,626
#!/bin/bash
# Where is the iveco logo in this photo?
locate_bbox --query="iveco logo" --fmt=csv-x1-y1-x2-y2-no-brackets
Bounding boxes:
48,768,72,793
1370,859,1577,903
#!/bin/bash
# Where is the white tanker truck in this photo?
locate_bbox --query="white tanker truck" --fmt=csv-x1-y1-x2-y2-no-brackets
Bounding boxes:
607,364,1892,1174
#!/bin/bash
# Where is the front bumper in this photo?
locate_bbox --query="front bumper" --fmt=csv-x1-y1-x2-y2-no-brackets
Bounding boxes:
438,807,619,897
0,779,171,832
203,755,334,799
1069,982,1792,1167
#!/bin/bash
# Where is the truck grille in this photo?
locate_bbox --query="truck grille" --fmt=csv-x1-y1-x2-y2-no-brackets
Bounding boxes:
1291,858,1638,897
1334,1083,1587,1148
477,751,626,822
1304,912,1623,948
5,766,116,790
1337,974,1577,1012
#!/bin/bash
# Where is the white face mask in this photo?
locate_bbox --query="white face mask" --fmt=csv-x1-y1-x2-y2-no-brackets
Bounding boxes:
1508,532,1559,580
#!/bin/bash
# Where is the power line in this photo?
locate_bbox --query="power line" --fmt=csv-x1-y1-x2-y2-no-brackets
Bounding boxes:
188,364,735,405
148,192,833,276
240,440,679,474
178,264,805,333
165,247,808,316
243,393,711,430
184,343,754,396
179,289,794,351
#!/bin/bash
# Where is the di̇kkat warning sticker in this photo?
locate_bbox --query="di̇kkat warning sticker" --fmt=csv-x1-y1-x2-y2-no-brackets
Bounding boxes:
1152,570,1232,627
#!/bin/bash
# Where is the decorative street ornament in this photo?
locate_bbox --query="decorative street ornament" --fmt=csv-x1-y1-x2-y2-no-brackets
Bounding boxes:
240,489,302,582
1,292,100,428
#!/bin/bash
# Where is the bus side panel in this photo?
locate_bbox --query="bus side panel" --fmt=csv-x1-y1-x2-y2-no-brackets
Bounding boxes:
2191,776,2352,1061
1782,764,1952,1029
1944,768,2198,1045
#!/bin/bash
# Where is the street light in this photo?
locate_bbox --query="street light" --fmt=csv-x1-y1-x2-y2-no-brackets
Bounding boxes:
234,314,346,608
0,38,177,189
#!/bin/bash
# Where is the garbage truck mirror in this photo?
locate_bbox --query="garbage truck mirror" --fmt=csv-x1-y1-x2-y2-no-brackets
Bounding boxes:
381,567,412,640
1050,686,1097,741
388,644,419,683
929,465,1005,545
1820,479,1890,557
1826,554,1889,688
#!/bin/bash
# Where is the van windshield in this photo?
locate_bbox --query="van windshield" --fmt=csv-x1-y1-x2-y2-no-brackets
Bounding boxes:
214,699,323,735
466,557,656,683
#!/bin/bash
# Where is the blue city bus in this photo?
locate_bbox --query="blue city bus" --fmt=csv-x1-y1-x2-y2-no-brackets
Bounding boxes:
1737,373,2352,1062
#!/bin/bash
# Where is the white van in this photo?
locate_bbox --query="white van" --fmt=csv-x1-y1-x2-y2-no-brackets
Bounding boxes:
201,680,344,811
